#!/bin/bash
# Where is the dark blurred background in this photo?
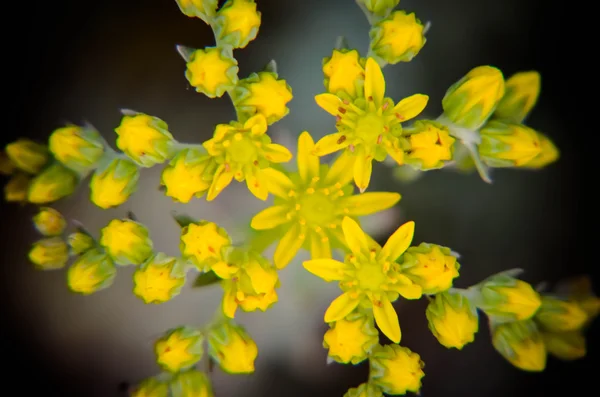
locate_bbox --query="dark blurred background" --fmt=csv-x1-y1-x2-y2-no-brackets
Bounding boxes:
1,0,596,396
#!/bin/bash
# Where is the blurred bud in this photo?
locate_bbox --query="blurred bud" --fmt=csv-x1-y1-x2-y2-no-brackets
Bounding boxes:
479,121,542,167
67,232,95,255
400,243,460,294
48,125,104,173
492,319,547,372
133,253,185,304
180,221,231,271
115,112,175,167
174,0,218,23
369,344,424,395
27,163,78,204
522,132,559,169
33,207,66,236
542,331,586,361
161,148,212,203
553,275,600,322
182,46,239,98
67,248,116,295
207,321,258,374
535,296,588,332
155,326,204,373
343,383,383,397
89,157,139,209
0,151,15,175
322,49,366,98
426,291,479,350
170,370,214,397
130,377,169,397
100,219,153,265
493,71,541,123
403,121,455,170
213,0,261,49
370,11,426,64
442,66,505,130
28,237,69,270
5,139,49,174
4,173,31,202
358,0,399,16
323,311,379,364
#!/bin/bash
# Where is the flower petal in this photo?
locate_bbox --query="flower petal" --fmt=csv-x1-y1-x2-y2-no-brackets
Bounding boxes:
324,292,360,323
315,93,344,116
303,258,345,282
365,58,385,107
342,192,401,216
245,259,277,293
394,283,422,300
298,131,320,182
325,150,355,186
246,169,269,200
393,94,429,122
380,221,415,261
274,223,305,269
313,133,350,156
310,232,332,260
222,287,238,318
261,167,294,198
207,164,234,201
385,139,405,165
353,152,373,192
264,144,292,163
341,216,369,255
212,261,237,279
251,205,289,230
245,114,268,135
372,294,401,343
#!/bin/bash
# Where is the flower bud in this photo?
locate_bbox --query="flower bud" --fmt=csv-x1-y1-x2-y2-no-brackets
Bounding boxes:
207,321,258,374
358,0,399,16
0,151,15,175
67,232,95,255
535,296,588,332
542,331,586,361
115,112,175,167
133,253,186,304
323,312,379,364
48,125,104,173
33,207,66,236
322,49,366,98
400,243,460,294
522,132,559,169
552,275,600,321
426,291,479,350
403,121,455,170
492,320,547,372
183,46,239,98
174,0,218,23
28,237,69,270
100,219,153,265
4,173,30,202
213,0,261,49
131,377,169,397
343,383,383,397
479,121,542,167
170,370,214,397
89,157,139,209
161,148,212,203
27,163,78,204
180,221,231,271
442,66,505,130
493,71,540,123
155,326,204,373
369,344,424,395
5,139,49,174
370,11,426,64
67,248,116,295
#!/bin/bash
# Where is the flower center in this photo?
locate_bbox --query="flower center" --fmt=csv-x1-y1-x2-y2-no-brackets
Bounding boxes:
227,135,257,164
354,260,387,291
298,192,336,225
354,113,385,144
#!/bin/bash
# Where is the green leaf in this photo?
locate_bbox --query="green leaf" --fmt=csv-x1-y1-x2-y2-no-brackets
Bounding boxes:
193,271,221,288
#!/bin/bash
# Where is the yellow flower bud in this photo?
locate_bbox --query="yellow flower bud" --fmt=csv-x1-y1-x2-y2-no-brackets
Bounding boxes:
542,331,586,361
492,320,547,372
0,151,16,175
232,71,293,125
133,253,185,304
442,66,505,130
131,377,169,397
370,11,426,64
359,0,399,16
522,132,559,169
493,71,541,124
89,157,139,209
170,370,214,397
323,312,379,364
161,148,212,203
5,139,49,174
552,275,600,322
155,327,204,373
369,344,425,395
67,232,95,255
404,120,455,170
4,173,31,202
28,237,69,270
67,248,116,295
322,49,366,98
214,0,261,49
479,121,542,167
535,296,588,332
33,207,66,236
344,383,383,397
426,291,479,350
48,125,104,173
115,112,175,167
27,163,78,204
400,243,460,294
184,46,239,98
100,219,154,265
207,322,258,374
175,0,218,23
180,221,231,271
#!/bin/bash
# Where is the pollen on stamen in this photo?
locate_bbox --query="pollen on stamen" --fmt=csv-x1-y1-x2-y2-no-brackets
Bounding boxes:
334,182,342,189
368,96,374,102
299,219,306,225
396,113,405,121
315,226,322,233
328,223,337,229
223,140,231,148
323,188,330,195
295,203,301,211
288,190,296,197
311,176,320,184
382,102,390,111
349,291,360,299
337,135,347,144
338,107,347,114
224,163,231,172
234,133,243,141
321,236,329,243
306,187,315,194
377,135,383,144
348,144,355,152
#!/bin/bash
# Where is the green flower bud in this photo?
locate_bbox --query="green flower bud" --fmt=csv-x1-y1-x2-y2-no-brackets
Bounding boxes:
479,121,542,167
369,344,424,395
358,0,399,16
49,124,104,174
174,0,218,24
492,319,547,372
426,291,479,350
535,296,588,332
4,173,31,202
182,46,239,99
28,237,69,270
99,219,153,265
67,232,95,255
213,0,261,49
161,148,212,203
323,311,379,364
89,157,139,209
369,11,426,64
5,139,49,174
27,163,78,204
33,207,66,236
400,243,460,294
343,383,383,397
207,321,258,374
155,326,204,373
493,71,541,123
131,377,169,397
542,331,586,361
170,370,213,397
67,248,116,295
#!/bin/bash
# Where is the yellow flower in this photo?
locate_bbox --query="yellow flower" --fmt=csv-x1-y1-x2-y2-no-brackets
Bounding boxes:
314,58,428,191
4,173,30,202
522,132,559,169
343,383,383,397
155,327,204,372
161,148,213,203
202,114,292,201
553,275,600,321
322,49,366,98
4,138,49,174
33,207,66,236
232,71,293,125
479,121,542,167
425,291,479,350
442,65,505,130
404,121,455,169
303,217,422,343
175,0,218,23
29,237,69,270
170,370,214,397
67,248,116,295
541,331,586,361
100,219,154,265
184,46,239,98
370,11,426,64
115,112,175,167
207,321,258,374
214,0,261,49
48,125,104,173
133,253,186,304
359,0,399,16
67,232,95,255
493,71,541,123
369,344,425,395
131,377,169,397
400,243,460,294
27,163,78,204
492,320,547,372
0,151,16,175
323,311,379,364
535,296,588,332
251,132,400,269
180,221,231,271
89,157,139,209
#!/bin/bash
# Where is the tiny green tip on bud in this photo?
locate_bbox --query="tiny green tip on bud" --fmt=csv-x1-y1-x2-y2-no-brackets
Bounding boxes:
263,59,277,74
176,44,196,63
335,35,350,50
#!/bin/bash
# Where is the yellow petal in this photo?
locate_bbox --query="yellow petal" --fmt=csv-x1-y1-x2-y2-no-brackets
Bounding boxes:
264,144,292,163
212,261,237,279
325,150,355,186
343,192,400,216
207,164,234,201
341,216,369,255
324,292,360,322
393,94,429,122
246,170,269,200
353,153,373,193
315,93,344,116
245,259,277,293
310,233,331,260
365,58,385,107
274,223,305,269
298,131,320,182
222,287,238,318
245,114,268,135
261,167,294,198
372,295,401,343
313,133,350,156
251,205,289,230
380,221,415,261
385,140,405,165
393,283,423,299
303,258,346,282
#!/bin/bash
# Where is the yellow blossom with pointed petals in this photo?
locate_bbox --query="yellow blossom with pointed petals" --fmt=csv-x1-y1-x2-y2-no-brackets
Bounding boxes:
170,370,214,397
426,291,479,349
185,46,239,98
535,296,588,332
479,121,542,167
131,377,169,397
522,132,559,169
29,237,69,270
90,157,139,209
155,327,204,372
370,11,426,64
5,139,49,174
133,253,185,304
323,311,379,364
27,163,78,204
49,125,104,173
207,321,258,374
67,248,116,294
33,207,66,236
314,58,428,191
322,49,366,98
542,331,586,361
492,320,547,372
115,113,175,167
232,71,293,125
161,148,213,203
404,120,455,169
400,243,460,294
180,221,231,271
304,217,422,343
493,71,541,123
370,344,425,395
100,219,154,266
214,0,261,49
